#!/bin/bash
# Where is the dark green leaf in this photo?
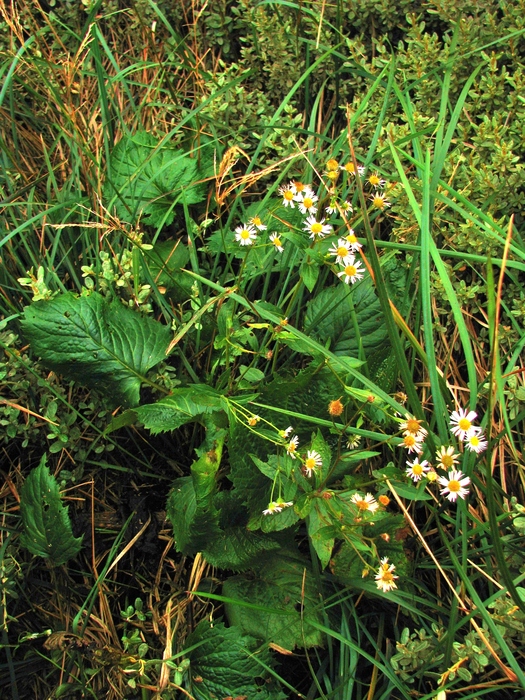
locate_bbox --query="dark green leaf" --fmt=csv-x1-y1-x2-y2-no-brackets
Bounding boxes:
224,551,324,650
21,292,170,408
185,621,284,700
20,455,83,566
104,131,211,227
135,385,225,434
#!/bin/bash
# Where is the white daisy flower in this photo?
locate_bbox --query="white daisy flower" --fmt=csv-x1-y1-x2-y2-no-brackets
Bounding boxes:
269,232,284,252
405,458,430,482
370,193,391,210
465,430,488,453
367,173,386,189
234,224,257,246
436,446,460,470
399,433,424,454
303,215,332,239
280,426,293,438
399,414,428,440
275,498,294,509
303,450,322,477
342,162,365,177
345,230,362,252
375,557,398,593
286,435,299,459
279,184,295,208
350,492,379,513
450,408,478,440
337,256,364,285
297,192,318,215
328,238,353,265
263,501,283,515
249,216,267,231
438,470,471,502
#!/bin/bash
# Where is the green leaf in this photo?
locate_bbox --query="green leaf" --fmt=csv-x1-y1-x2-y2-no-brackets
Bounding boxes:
167,477,221,556
135,385,225,434
224,551,324,650
184,621,283,700
308,499,335,569
104,131,211,227
19,455,83,566
304,281,392,378
21,292,170,408
300,254,320,292
145,240,190,289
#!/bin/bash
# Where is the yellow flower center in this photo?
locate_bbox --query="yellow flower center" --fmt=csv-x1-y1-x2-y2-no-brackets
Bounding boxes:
305,458,316,471
427,471,438,482
441,454,454,468
405,418,421,433
403,435,416,447
356,499,370,511
412,464,423,475
469,435,480,446
288,442,297,453
327,170,339,181
337,246,349,257
326,158,339,171
284,190,294,201
344,162,356,173
272,236,282,247
294,181,305,192
458,418,471,431
381,571,394,583
252,216,262,226
448,479,461,492
303,197,313,208
346,234,357,243
369,174,380,186
240,229,251,240
344,265,357,277
373,196,385,209
311,222,323,234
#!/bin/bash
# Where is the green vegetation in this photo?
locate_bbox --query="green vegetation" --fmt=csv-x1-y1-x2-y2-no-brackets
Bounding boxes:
2,1,525,698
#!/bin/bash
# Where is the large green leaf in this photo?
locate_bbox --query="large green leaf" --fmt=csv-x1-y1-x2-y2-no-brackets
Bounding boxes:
19,455,83,566
304,281,389,371
135,385,225,434
104,131,212,227
223,550,324,650
184,621,284,700
21,292,170,408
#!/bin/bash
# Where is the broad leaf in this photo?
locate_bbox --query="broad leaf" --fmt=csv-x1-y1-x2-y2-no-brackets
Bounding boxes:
136,385,225,434
21,292,170,408
20,455,83,566
304,281,390,377
224,550,324,650
308,499,335,569
104,131,212,227
184,621,284,700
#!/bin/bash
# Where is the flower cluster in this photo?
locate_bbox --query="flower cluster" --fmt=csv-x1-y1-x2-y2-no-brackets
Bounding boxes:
399,406,487,503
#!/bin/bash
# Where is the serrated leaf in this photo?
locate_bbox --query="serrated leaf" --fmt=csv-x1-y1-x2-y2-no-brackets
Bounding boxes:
184,621,283,700
224,551,324,650
308,499,335,569
300,254,320,292
145,240,190,289
104,131,211,227
203,527,281,570
21,292,170,408
19,455,83,566
304,281,391,378
135,385,225,434
167,477,222,555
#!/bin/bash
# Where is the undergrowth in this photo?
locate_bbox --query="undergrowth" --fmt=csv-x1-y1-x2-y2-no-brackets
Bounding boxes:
1,1,525,699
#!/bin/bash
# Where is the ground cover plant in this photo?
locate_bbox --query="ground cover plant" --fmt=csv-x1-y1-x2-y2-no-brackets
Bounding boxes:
2,0,525,698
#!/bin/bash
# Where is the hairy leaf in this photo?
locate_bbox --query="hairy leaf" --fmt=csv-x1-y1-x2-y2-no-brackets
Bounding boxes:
184,621,284,700
104,131,212,227
21,292,170,408
19,455,83,566
135,385,225,434
224,550,324,650
308,499,335,569
305,281,387,361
